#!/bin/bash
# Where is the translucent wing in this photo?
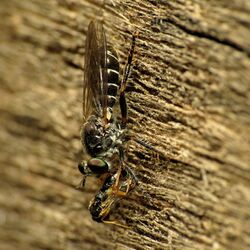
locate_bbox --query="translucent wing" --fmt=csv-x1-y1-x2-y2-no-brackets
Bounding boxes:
83,20,108,122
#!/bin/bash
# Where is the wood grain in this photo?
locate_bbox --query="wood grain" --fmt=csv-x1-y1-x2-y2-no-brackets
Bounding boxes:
0,0,250,249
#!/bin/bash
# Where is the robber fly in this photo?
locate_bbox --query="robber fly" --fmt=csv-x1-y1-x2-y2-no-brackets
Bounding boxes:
89,164,137,227
78,20,137,187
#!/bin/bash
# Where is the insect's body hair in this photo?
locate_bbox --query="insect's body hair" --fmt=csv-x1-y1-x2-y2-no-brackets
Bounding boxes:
81,115,125,159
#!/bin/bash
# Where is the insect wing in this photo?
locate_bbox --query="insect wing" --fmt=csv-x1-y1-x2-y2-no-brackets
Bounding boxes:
83,21,108,122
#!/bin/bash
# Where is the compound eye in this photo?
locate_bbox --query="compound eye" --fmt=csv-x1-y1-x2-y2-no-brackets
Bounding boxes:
87,158,109,174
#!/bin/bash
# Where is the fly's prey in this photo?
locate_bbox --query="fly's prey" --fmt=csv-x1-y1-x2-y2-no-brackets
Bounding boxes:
78,20,138,225
89,166,137,227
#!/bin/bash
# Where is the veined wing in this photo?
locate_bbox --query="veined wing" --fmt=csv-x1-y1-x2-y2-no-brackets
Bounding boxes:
83,20,108,122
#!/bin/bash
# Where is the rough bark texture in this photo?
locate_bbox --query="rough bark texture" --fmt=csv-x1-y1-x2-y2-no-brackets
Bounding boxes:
0,0,250,249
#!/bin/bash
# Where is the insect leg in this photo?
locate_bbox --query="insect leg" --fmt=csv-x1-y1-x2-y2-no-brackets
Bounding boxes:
113,147,125,191
76,162,87,188
102,220,130,228
115,150,138,197
126,132,163,163
125,164,138,187
119,31,138,128
75,178,86,190
114,175,136,197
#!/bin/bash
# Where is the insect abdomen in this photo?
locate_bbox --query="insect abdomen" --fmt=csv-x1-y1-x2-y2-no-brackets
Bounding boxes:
107,46,120,109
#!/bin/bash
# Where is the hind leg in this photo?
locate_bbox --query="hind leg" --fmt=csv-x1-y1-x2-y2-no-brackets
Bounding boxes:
119,31,138,128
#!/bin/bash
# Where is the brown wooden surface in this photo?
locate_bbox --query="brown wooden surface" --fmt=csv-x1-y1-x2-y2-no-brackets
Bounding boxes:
0,0,250,249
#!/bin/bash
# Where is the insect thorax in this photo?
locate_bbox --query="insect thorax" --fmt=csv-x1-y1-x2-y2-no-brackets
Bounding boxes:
81,116,123,158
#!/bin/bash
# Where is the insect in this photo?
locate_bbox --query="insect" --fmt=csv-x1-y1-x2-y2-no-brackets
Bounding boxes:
88,164,137,227
78,20,137,187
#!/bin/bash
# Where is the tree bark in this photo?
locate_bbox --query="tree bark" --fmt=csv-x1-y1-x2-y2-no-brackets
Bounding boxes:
0,0,250,249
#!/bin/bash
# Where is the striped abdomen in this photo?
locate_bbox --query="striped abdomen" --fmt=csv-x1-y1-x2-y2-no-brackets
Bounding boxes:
106,46,120,110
